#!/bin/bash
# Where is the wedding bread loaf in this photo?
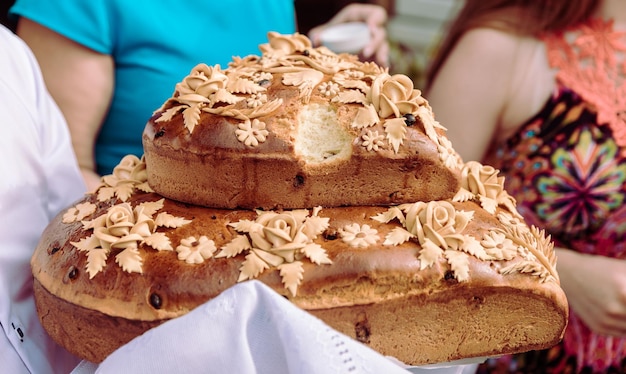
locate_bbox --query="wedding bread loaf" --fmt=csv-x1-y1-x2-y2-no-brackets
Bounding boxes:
31,32,568,365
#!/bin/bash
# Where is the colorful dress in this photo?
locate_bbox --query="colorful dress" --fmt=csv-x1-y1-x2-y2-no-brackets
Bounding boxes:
478,18,626,374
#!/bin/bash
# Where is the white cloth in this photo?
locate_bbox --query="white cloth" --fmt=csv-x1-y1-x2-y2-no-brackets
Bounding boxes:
74,281,476,374
94,281,409,374
0,25,86,373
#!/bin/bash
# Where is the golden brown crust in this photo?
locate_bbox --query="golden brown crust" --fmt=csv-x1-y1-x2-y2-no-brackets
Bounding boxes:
32,190,568,364
143,111,460,209
34,267,567,365
142,34,463,210
312,284,566,365
33,280,163,364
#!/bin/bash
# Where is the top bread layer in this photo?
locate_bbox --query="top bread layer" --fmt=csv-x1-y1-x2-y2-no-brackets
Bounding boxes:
143,32,463,209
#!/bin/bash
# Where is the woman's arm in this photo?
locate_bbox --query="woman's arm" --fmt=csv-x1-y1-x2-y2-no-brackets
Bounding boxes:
426,28,523,162
428,23,626,339
556,248,626,336
16,18,114,190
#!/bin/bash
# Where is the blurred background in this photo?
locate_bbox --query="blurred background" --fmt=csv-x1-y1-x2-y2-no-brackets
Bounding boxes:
0,0,463,88
296,0,462,87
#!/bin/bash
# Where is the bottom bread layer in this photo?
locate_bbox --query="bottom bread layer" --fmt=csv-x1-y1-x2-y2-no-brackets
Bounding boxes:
311,286,567,365
34,278,566,365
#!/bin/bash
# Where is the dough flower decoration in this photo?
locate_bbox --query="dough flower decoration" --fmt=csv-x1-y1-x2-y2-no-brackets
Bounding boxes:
62,202,97,224
235,118,269,147
70,199,191,278
216,207,332,296
331,70,371,101
318,81,340,98
260,32,350,75
246,93,268,108
96,155,153,202
372,201,558,283
156,58,282,136
436,134,464,170
252,71,273,83
155,64,235,133
259,31,312,57
370,73,426,120
373,74,427,153
339,223,379,248
497,211,531,237
453,161,520,217
480,231,518,260
497,212,559,283
361,130,385,151
340,71,452,160
281,68,325,103
373,201,485,281
176,63,228,104
153,32,456,167
176,236,217,264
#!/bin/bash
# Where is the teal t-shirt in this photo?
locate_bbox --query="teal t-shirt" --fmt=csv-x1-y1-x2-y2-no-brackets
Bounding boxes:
10,0,296,175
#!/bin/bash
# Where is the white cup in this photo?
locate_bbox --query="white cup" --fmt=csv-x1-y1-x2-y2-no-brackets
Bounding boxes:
319,22,370,54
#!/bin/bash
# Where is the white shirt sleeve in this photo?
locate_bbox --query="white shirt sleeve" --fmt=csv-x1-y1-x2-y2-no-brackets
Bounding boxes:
0,24,86,374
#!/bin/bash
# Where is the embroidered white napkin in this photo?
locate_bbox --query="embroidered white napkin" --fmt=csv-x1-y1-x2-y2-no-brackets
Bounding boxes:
72,281,479,374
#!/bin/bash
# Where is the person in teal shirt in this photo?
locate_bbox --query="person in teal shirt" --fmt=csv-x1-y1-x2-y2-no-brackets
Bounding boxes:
9,1,296,188
10,1,388,190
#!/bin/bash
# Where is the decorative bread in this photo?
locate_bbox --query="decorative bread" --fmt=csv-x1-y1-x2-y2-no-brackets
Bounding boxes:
32,155,567,365
31,32,567,366
143,32,461,210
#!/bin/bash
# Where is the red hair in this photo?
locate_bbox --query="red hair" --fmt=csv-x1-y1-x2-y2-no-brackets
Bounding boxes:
425,0,599,90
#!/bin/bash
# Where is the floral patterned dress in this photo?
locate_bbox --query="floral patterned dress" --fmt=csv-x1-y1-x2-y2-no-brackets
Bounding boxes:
477,18,626,374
